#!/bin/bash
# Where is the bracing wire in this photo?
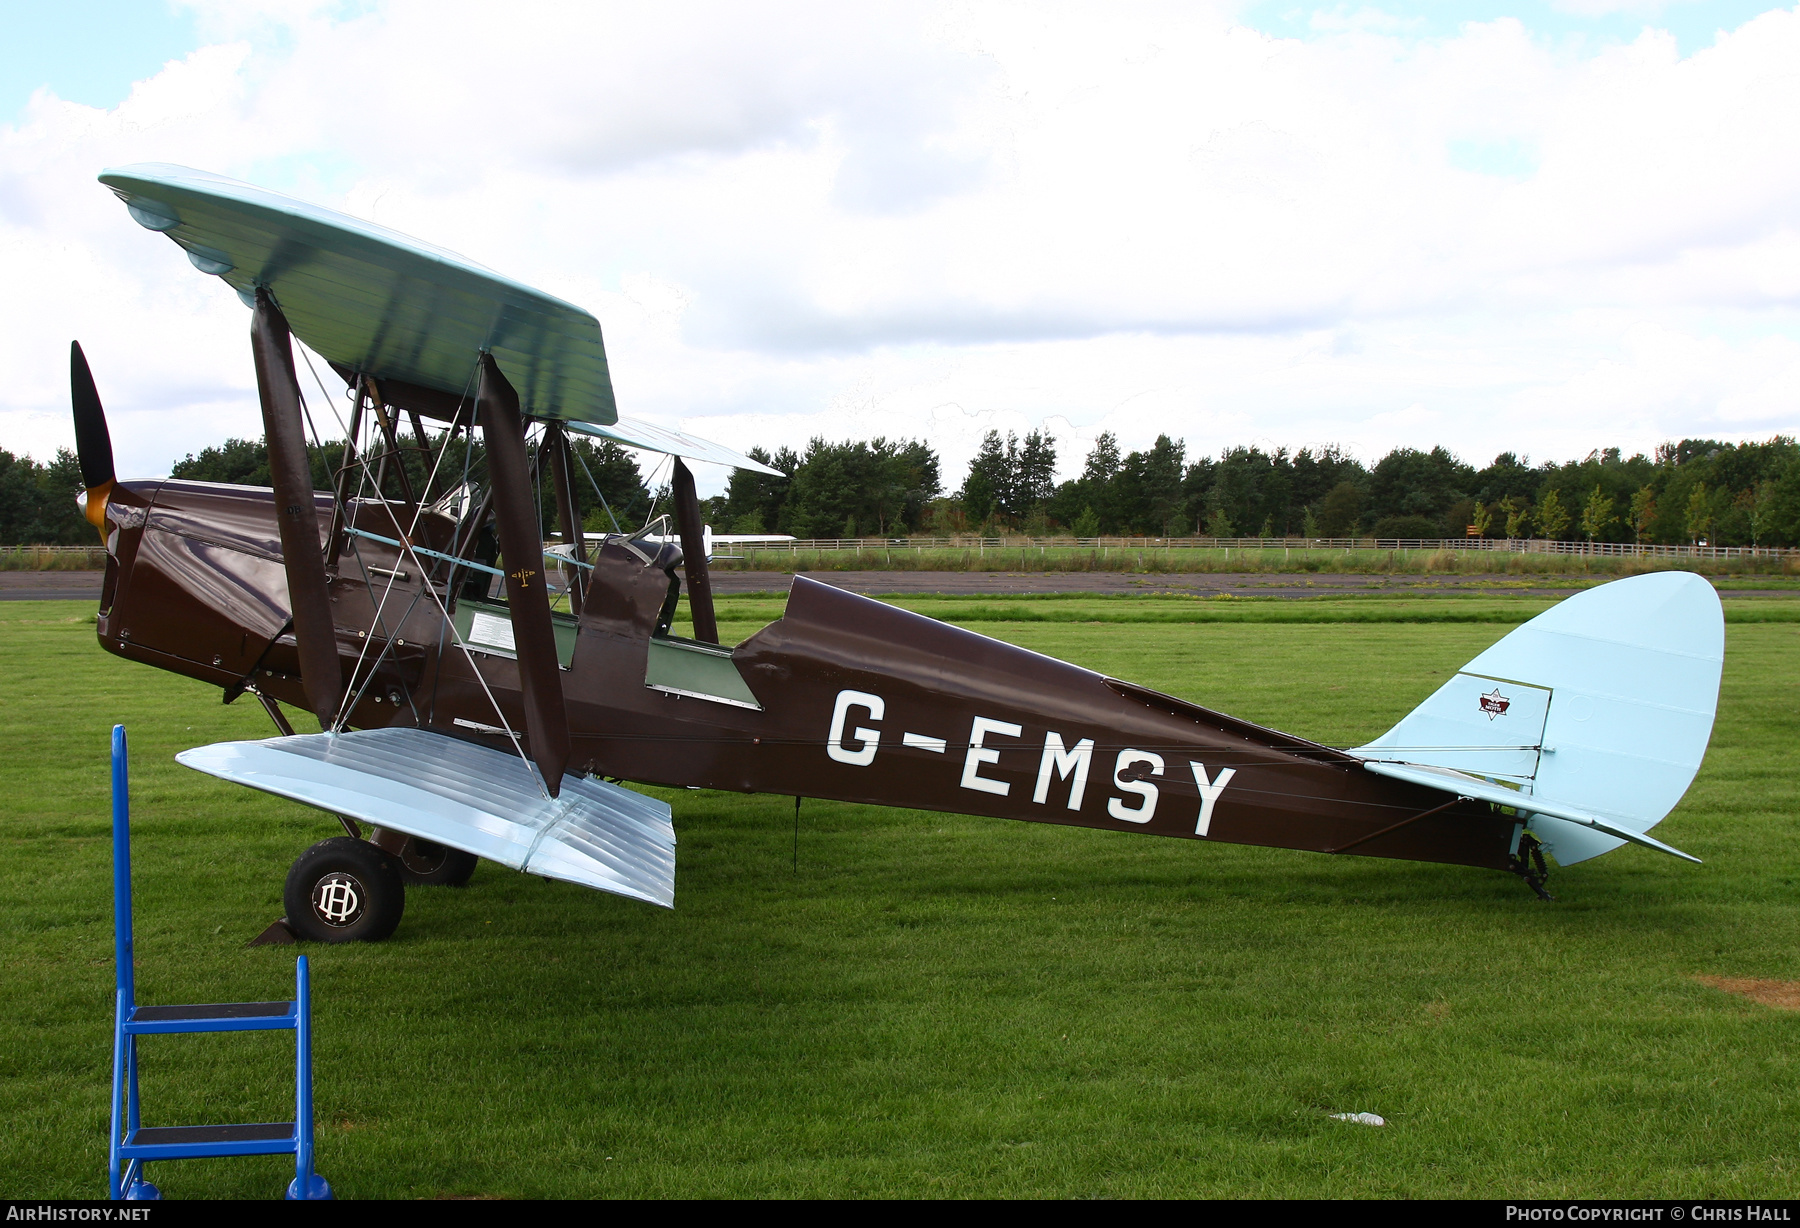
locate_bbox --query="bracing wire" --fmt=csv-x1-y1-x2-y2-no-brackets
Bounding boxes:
570,442,623,535
301,349,532,771
292,342,542,790
292,353,437,725
287,353,416,714
529,424,569,614
640,453,673,532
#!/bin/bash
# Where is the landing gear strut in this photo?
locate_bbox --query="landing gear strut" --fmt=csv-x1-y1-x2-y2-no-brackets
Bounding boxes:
1509,831,1556,901
371,828,478,887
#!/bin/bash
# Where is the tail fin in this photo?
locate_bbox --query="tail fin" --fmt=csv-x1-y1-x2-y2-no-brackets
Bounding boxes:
1353,572,1723,864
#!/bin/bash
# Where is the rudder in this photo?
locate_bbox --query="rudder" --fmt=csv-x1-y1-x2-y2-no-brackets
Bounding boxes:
1354,571,1723,864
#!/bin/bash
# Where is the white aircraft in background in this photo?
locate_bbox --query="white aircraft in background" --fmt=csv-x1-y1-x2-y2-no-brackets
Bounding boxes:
547,522,793,570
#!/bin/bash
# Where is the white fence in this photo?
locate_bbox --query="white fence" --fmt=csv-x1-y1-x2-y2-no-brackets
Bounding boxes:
11,536,1794,562
726,536,1797,561
2,544,108,557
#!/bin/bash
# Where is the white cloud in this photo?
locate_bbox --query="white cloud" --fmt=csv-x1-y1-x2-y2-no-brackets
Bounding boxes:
1,0,1798,497
1550,0,1692,16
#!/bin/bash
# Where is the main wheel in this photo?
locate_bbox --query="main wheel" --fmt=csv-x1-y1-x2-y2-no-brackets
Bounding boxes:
370,829,479,887
283,837,405,943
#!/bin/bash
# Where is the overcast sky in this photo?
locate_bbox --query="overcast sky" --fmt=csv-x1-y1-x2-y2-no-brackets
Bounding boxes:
2,0,1797,496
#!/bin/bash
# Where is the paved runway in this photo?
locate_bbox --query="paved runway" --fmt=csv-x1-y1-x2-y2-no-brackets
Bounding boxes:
0,571,104,601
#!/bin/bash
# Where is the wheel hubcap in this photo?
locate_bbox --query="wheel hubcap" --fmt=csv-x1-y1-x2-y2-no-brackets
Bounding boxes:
312,872,365,926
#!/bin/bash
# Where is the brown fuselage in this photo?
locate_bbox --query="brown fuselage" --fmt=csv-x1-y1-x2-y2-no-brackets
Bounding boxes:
96,478,1516,873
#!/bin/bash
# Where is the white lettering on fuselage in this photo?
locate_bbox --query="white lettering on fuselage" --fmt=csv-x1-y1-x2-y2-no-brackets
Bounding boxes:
826,689,884,766
1108,749,1164,823
961,717,1022,796
1190,762,1237,836
1033,732,1094,810
821,690,1236,830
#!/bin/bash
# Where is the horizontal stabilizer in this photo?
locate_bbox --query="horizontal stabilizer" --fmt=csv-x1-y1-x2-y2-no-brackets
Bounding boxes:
178,728,675,906
1360,760,1700,863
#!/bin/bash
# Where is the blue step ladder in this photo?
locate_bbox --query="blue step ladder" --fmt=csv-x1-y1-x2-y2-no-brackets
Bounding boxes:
108,725,332,1201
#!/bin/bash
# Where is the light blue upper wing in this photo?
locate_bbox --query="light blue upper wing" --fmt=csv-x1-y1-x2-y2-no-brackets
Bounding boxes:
100,163,617,424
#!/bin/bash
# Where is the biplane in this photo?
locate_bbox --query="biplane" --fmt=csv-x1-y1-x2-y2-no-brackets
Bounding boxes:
74,163,1724,942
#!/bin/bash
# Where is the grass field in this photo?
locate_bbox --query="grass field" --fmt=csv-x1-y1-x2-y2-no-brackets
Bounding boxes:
3,587,1798,1199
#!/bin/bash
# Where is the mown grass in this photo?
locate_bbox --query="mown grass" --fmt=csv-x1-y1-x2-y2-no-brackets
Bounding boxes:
3,592,1798,1199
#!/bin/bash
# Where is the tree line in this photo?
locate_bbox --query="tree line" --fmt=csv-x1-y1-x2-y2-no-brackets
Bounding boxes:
0,436,654,547
710,438,942,538
724,428,1800,546
8,430,1800,549
0,449,90,545
934,429,1800,547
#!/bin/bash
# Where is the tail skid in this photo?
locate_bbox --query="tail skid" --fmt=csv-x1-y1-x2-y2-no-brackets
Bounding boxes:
1352,572,1724,866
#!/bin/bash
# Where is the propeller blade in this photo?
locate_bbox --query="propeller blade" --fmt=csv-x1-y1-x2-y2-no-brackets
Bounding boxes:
69,341,116,537
70,341,115,489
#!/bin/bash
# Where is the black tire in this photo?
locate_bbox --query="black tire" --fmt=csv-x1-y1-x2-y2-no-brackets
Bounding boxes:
283,837,405,943
392,835,478,888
